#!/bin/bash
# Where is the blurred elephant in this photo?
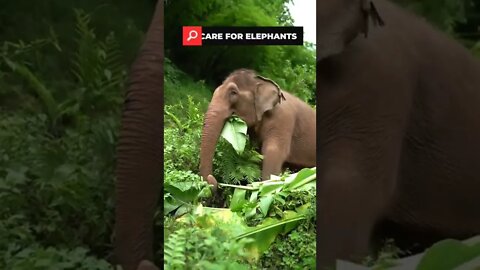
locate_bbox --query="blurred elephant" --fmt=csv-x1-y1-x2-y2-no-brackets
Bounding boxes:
316,0,480,268
113,1,163,270
198,69,316,187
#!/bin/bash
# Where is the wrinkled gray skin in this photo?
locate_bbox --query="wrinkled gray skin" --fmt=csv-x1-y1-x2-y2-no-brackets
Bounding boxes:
317,0,480,269
198,69,316,188
113,1,163,270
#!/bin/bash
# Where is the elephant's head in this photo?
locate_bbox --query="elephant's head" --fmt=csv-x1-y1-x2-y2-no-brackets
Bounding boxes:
317,0,385,60
199,69,285,186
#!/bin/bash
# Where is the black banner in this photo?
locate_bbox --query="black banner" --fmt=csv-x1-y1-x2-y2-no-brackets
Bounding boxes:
182,26,304,46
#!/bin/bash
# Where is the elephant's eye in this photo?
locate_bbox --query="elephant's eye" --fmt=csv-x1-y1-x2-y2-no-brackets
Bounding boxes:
229,88,238,95
229,88,239,103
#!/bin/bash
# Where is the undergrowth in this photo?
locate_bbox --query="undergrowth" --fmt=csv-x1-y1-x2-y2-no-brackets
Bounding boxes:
0,9,120,268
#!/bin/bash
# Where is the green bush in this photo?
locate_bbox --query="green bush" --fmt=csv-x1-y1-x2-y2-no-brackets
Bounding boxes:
259,219,316,269
0,9,121,266
0,114,116,262
3,245,111,270
164,217,251,270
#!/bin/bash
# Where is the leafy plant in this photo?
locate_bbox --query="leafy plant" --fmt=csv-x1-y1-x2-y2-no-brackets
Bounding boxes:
220,116,248,155
259,219,316,269
416,238,480,270
72,9,125,114
164,170,211,216
213,139,263,185
0,113,116,262
225,167,316,222
363,239,404,269
164,213,252,270
3,245,111,270
167,168,316,264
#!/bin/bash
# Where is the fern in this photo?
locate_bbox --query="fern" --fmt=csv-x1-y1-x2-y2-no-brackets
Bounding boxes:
71,9,125,114
164,228,187,270
214,139,262,184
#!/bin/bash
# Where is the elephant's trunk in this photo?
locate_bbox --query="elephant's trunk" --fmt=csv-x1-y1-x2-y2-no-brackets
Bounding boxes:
114,1,163,270
199,91,231,183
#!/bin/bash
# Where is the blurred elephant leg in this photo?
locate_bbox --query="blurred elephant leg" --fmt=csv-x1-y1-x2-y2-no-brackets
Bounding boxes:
114,1,164,270
261,136,291,180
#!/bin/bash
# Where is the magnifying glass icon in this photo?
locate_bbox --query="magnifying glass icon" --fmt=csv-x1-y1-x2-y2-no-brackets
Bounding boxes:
187,30,198,41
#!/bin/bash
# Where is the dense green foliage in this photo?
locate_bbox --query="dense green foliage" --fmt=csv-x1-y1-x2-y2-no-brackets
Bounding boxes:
0,0,479,269
0,8,123,268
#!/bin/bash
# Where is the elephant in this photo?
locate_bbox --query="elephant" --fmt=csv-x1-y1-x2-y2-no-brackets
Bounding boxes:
198,69,316,187
113,1,163,270
316,0,480,268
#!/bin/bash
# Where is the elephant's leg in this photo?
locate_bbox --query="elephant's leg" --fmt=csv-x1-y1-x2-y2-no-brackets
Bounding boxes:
317,127,406,268
261,136,291,180
316,64,413,268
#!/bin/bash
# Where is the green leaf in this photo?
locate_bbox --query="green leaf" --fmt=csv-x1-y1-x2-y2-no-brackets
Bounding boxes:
259,182,284,196
417,238,480,270
6,61,59,122
234,214,308,259
164,195,182,215
282,210,303,234
249,191,258,202
259,194,274,216
284,167,316,191
244,206,257,219
221,116,248,154
244,221,283,260
174,205,190,217
230,189,247,212
164,183,201,203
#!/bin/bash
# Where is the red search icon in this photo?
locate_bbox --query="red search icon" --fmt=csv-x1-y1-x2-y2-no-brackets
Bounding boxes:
183,26,202,46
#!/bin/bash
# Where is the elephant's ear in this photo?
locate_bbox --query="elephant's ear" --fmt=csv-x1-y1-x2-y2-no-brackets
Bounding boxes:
254,75,286,122
361,0,385,38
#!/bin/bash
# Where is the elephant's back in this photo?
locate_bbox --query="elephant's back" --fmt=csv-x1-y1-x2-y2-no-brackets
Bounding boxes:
281,91,316,167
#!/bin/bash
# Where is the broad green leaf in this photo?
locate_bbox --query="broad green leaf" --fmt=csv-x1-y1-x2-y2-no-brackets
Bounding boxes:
244,206,257,219
235,214,308,259
230,189,247,212
284,167,316,191
197,186,213,199
164,184,201,203
174,205,190,217
221,116,248,154
274,195,286,205
258,182,284,196
417,239,480,270
249,191,258,202
295,181,316,192
282,210,303,234
244,221,283,260
164,195,182,215
194,206,250,237
234,214,307,240
259,194,274,216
